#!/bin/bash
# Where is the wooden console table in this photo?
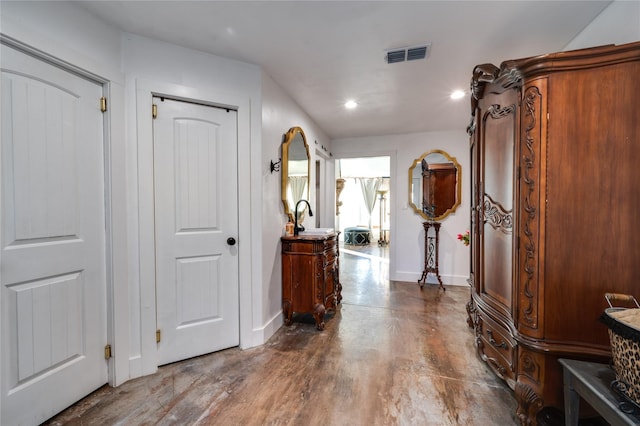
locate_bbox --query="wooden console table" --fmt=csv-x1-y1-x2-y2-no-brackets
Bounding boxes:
558,358,640,426
281,232,340,330
418,221,444,290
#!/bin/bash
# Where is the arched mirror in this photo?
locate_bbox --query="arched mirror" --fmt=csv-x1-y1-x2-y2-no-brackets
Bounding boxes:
281,126,310,221
408,149,461,221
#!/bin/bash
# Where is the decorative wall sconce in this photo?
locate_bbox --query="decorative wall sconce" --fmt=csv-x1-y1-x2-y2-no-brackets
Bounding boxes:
270,158,281,173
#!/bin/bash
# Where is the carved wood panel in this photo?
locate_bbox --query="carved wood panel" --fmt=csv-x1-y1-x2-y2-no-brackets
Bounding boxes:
517,79,547,337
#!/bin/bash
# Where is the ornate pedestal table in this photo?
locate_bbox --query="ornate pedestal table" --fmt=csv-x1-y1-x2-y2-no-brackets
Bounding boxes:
418,221,444,291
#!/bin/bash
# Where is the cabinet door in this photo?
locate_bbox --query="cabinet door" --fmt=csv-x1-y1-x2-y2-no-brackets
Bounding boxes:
286,252,315,313
475,87,518,319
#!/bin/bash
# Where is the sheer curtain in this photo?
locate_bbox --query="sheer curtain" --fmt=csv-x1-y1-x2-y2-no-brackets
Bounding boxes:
358,177,382,230
288,176,308,221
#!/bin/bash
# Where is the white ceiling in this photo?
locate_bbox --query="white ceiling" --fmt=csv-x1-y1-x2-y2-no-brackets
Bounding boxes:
76,0,612,139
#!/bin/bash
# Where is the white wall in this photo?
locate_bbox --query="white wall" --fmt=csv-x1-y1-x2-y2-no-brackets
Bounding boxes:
261,72,333,331
332,130,470,286
0,1,121,77
564,0,640,50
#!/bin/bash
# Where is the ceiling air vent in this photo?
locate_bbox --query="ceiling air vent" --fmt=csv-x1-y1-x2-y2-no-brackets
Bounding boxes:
407,45,428,61
386,49,406,64
385,44,431,64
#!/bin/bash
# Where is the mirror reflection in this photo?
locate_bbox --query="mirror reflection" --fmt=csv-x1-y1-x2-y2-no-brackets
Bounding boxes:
281,126,310,222
408,149,461,221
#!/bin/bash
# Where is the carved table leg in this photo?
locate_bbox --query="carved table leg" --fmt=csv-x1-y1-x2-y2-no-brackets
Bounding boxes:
283,300,292,326
335,267,342,304
313,303,326,330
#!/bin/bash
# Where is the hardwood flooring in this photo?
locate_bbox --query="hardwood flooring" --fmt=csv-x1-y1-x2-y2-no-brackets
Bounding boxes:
44,246,518,425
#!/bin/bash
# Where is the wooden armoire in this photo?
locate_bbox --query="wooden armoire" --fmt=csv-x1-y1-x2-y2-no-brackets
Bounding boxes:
466,41,640,425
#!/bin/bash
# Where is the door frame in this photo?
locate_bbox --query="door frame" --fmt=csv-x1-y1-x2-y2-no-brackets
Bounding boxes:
332,151,396,268
135,79,253,376
0,35,125,391
314,149,333,229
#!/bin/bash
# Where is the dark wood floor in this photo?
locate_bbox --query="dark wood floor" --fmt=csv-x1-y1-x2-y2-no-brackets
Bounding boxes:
44,246,519,425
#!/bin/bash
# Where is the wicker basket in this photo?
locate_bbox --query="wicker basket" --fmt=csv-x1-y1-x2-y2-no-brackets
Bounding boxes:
600,293,640,405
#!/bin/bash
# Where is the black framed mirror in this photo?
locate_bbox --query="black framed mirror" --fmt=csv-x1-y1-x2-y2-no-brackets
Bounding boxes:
408,149,461,221
281,126,310,221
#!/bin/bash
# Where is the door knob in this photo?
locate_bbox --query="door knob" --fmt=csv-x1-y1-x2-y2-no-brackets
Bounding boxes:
227,237,236,246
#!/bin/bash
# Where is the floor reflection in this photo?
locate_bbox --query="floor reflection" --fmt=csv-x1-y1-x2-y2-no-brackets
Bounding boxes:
340,242,390,308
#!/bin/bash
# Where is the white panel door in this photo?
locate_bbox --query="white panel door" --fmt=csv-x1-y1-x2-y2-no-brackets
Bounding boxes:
153,97,239,366
1,45,107,425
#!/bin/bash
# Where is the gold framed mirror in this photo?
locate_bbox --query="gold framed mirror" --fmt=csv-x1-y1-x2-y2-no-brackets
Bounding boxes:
281,126,311,221
408,149,461,221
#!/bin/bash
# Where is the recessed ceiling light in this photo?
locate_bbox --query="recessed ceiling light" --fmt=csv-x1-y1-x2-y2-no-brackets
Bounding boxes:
450,90,465,100
345,100,358,109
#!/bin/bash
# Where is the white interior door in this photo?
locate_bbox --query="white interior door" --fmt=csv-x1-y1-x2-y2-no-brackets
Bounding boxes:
1,45,107,425
153,97,239,366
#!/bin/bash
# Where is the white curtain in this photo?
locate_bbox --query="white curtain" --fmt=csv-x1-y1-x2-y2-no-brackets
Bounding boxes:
288,176,308,221
358,177,382,230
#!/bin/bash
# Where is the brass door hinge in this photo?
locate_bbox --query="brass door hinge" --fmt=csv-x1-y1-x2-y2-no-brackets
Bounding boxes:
152,103,158,119
156,329,161,343
104,344,112,359
100,96,107,113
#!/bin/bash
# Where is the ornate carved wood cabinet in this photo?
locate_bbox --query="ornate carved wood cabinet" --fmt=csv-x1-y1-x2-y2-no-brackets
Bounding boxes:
466,41,640,425
281,232,340,330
